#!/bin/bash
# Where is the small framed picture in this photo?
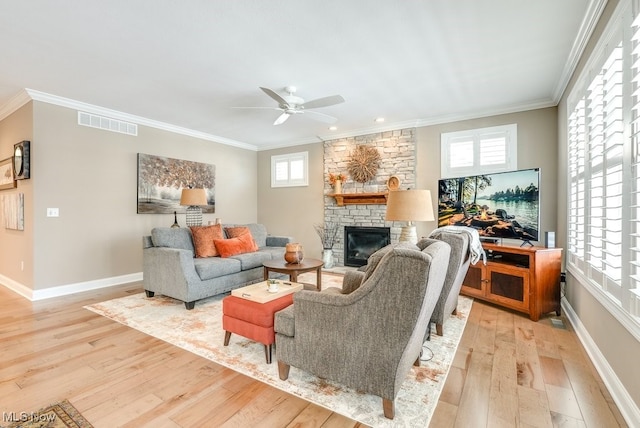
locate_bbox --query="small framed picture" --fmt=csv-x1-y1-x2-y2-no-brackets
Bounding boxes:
0,157,17,191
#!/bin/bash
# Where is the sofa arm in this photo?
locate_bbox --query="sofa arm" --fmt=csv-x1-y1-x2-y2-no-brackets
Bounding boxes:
143,247,200,300
266,235,293,247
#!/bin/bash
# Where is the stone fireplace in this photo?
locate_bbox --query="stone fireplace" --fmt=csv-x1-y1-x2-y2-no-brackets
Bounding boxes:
323,128,416,267
344,226,390,267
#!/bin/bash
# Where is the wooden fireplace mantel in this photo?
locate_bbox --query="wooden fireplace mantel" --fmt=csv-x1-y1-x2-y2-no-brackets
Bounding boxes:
327,192,389,206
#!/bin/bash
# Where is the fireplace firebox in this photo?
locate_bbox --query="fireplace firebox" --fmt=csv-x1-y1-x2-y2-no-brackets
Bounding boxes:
344,226,391,267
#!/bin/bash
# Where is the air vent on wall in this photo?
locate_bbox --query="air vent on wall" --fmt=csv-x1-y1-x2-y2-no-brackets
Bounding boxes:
77,111,138,136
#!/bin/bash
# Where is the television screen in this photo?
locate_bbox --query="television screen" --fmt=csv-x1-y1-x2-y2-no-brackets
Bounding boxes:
437,168,540,242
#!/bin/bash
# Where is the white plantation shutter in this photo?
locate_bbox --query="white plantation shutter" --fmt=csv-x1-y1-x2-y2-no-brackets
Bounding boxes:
585,43,624,300
271,152,309,187
568,99,586,271
567,0,640,329
441,124,517,178
630,11,640,316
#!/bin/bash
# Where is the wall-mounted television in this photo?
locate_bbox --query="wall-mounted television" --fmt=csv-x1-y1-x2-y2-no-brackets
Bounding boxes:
437,168,540,244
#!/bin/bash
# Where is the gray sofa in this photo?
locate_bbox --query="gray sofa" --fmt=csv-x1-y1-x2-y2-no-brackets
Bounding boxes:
142,223,292,309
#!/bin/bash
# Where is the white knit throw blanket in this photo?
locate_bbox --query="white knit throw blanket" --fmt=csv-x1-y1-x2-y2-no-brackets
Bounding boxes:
429,226,487,265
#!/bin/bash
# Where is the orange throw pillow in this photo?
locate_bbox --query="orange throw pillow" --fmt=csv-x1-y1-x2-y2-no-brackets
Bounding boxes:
225,226,259,251
190,224,224,257
214,233,258,258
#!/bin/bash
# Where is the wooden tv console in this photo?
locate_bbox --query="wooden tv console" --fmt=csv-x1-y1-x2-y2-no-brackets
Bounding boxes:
461,243,562,321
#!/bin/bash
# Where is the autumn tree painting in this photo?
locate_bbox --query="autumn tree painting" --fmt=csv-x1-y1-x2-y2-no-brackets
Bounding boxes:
137,153,216,214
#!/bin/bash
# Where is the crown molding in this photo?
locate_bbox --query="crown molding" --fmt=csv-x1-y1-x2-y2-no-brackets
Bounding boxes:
0,89,32,122
552,0,609,102
5,89,258,151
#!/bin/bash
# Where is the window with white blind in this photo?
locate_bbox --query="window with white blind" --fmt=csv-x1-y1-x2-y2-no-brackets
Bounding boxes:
440,124,517,178
567,0,640,333
271,152,308,187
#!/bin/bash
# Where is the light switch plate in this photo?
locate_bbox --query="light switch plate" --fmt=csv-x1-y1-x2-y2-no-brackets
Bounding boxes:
47,208,59,217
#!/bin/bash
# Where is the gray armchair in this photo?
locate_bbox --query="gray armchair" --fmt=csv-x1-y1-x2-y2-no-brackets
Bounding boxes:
274,242,450,419
418,230,471,337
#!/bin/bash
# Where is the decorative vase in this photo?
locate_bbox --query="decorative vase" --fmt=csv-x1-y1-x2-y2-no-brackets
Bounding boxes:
322,248,334,269
333,179,342,194
170,211,180,228
284,243,304,264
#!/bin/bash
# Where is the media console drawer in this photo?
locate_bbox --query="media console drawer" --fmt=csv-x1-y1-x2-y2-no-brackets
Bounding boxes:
461,243,562,321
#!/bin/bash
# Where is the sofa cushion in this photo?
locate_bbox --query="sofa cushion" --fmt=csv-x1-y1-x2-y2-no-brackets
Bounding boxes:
224,226,259,251
151,227,194,252
230,250,273,270
193,257,242,280
225,224,268,247
259,246,286,260
214,233,258,258
190,224,224,257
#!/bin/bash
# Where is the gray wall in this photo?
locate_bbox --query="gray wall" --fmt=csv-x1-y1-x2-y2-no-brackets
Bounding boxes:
257,143,325,260
0,101,258,292
0,103,34,288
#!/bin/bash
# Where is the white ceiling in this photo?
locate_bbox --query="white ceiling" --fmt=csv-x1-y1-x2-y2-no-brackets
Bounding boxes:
0,1,604,151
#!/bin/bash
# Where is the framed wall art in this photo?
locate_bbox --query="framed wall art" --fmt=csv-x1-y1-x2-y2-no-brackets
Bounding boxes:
0,157,17,191
1,193,24,230
137,153,216,214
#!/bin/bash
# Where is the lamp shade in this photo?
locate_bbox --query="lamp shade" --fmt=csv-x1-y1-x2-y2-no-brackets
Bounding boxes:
385,189,435,222
180,188,208,206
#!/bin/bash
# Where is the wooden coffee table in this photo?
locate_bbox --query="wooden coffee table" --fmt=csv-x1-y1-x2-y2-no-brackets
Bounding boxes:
263,258,324,291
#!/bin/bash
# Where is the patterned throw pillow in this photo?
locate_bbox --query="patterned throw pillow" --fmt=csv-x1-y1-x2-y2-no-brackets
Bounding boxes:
190,224,224,257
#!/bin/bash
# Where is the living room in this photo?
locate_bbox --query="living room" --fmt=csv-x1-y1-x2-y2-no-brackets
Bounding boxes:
1,1,639,426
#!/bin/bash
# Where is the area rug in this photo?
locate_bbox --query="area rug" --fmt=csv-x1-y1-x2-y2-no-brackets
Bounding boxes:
4,399,93,428
85,275,471,427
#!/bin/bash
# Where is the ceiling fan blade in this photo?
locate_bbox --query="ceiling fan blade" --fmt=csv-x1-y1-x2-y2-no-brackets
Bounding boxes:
260,87,289,106
304,110,338,124
273,112,291,125
301,95,345,110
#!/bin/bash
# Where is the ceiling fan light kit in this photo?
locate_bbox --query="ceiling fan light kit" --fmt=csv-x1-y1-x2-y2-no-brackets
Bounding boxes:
236,86,345,126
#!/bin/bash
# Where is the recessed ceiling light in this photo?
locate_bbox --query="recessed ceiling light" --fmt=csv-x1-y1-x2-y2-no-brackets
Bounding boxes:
374,117,385,123
328,126,337,131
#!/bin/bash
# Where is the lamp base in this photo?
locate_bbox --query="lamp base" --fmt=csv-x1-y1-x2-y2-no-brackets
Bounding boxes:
185,206,202,227
399,225,418,244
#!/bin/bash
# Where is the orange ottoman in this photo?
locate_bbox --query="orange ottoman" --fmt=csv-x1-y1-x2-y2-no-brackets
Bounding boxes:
222,294,294,364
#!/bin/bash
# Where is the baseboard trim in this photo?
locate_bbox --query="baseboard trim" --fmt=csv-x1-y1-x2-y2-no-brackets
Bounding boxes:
0,272,142,301
561,297,640,425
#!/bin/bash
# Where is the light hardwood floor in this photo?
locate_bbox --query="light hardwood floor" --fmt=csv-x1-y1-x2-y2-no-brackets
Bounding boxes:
0,282,628,427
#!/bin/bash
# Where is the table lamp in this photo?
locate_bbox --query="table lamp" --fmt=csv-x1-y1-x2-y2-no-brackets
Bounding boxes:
385,189,435,244
180,188,208,227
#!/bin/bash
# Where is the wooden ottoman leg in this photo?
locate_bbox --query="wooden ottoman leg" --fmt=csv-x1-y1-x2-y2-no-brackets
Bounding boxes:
278,361,290,380
224,331,231,346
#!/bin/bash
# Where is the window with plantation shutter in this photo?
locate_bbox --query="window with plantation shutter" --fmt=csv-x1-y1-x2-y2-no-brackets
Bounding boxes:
271,152,309,187
630,10,640,317
440,124,517,178
567,0,640,332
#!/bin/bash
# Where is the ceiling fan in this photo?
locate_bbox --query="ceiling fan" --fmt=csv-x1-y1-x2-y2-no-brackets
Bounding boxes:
236,86,345,125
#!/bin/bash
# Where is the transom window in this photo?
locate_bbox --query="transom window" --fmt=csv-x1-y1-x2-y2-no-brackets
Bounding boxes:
440,124,517,178
271,152,308,187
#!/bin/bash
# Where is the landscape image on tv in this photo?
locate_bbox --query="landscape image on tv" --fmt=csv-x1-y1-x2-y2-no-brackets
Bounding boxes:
437,168,540,242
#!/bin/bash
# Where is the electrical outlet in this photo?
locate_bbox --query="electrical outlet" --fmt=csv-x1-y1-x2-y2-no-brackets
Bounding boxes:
46,208,59,217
